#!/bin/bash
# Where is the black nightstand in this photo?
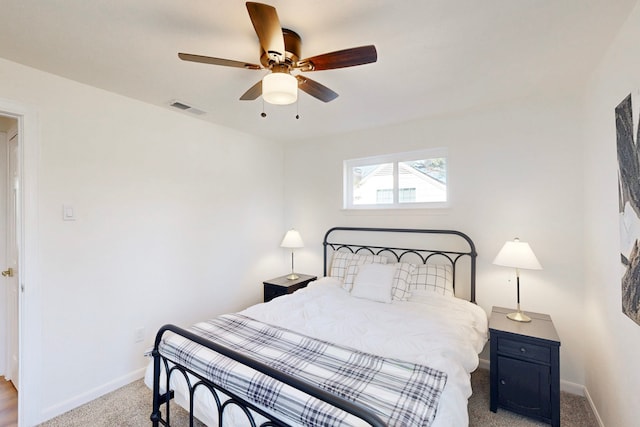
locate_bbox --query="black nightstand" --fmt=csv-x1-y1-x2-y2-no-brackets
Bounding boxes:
489,306,561,427
263,274,317,302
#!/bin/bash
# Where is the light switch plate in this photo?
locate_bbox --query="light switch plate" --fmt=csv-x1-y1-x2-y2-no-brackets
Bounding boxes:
63,205,76,221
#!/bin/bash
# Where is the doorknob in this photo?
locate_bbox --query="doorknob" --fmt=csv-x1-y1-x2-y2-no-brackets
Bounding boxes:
2,268,13,277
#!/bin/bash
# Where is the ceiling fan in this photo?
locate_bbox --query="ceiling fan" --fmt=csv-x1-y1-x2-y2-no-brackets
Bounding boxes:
178,2,377,105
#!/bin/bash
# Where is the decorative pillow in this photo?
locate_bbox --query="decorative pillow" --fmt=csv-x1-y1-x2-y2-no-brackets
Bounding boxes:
329,251,358,280
350,263,396,303
408,264,454,297
342,254,388,291
391,262,415,301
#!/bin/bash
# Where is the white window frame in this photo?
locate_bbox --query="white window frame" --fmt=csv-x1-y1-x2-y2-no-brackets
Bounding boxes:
343,148,449,210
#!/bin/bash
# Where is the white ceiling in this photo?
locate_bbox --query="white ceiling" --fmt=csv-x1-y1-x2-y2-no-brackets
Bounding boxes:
0,0,636,142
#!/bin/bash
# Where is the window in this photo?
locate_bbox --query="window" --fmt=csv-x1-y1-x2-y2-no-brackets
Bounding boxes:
344,148,448,209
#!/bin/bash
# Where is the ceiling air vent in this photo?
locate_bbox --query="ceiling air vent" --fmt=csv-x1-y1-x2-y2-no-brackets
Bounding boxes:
168,100,206,116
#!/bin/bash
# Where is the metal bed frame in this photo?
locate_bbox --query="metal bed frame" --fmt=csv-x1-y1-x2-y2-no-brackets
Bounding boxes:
150,227,477,427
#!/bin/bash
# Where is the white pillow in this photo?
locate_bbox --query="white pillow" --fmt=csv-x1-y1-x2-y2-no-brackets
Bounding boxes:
342,254,388,291
408,264,454,297
350,263,397,303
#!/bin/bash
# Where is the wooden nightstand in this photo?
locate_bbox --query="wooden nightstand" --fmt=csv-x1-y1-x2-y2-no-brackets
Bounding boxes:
263,274,317,302
489,306,561,427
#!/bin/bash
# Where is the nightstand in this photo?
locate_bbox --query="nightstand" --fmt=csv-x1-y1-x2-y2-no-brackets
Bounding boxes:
263,274,317,302
489,306,561,427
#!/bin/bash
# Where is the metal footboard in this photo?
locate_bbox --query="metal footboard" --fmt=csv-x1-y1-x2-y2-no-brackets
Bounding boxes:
150,324,387,427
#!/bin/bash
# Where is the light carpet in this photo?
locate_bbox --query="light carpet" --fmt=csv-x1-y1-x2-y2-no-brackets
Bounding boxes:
39,369,599,426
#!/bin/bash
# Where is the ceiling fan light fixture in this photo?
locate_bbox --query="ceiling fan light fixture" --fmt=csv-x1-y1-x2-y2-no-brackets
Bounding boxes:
262,72,297,105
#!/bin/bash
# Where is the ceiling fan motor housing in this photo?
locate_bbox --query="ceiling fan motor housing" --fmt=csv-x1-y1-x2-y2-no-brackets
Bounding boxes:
260,29,302,69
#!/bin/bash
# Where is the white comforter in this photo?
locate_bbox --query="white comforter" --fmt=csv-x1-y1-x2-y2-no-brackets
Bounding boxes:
145,277,487,426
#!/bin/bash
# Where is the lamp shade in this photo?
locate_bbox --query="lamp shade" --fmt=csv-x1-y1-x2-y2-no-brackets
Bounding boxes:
492,238,542,270
280,229,304,248
262,72,297,105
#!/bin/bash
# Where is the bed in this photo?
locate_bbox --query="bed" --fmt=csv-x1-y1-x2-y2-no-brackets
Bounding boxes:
146,227,487,426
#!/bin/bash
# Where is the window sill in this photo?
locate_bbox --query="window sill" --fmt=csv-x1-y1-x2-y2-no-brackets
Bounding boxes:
341,207,451,216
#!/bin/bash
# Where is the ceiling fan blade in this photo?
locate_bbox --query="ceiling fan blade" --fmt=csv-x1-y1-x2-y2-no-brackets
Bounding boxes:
239,80,262,100
296,75,339,103
246,2,285,63
297,45,377,71
179,53,262,70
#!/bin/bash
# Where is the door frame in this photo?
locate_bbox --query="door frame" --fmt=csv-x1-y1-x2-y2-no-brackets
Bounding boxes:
0,130,6,375
0,98,41,426
5,122,18,388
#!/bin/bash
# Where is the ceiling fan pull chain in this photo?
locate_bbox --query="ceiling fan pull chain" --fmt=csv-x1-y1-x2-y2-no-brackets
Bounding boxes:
295,97,300,120
261,98,267,118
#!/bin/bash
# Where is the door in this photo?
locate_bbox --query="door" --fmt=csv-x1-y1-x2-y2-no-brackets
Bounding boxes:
4,125,18,390
497,355,550,419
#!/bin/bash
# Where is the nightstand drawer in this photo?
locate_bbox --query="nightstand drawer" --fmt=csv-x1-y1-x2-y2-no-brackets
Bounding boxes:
498,336,550,363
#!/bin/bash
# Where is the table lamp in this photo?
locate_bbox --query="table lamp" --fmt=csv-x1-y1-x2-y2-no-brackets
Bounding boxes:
280,229,304,280
492,237,542,322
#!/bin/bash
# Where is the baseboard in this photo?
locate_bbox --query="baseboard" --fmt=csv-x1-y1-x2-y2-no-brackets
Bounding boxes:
560,378,585,395
39,367,146,424
584,386,606,427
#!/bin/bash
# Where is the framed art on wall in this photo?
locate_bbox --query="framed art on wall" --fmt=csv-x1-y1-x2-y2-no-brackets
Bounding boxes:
616,92,640,326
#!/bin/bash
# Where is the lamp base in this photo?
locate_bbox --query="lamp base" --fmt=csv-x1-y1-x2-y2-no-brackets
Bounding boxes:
507,311,532,322
285,273,299,280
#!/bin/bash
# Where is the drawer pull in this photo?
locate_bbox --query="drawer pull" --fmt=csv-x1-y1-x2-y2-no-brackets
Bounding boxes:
500,379,506,385
520,347,526,353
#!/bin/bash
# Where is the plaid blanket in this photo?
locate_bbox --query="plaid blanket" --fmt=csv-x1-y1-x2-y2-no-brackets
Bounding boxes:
159,313,447,427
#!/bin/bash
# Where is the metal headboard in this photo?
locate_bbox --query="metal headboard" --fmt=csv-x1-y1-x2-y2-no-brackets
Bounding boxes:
323,227,478,303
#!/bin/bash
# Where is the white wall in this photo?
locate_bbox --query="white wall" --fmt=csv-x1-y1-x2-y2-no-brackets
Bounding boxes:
284,93,586,388
583,2,640,425
4,4,639,422
0,57,287,423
